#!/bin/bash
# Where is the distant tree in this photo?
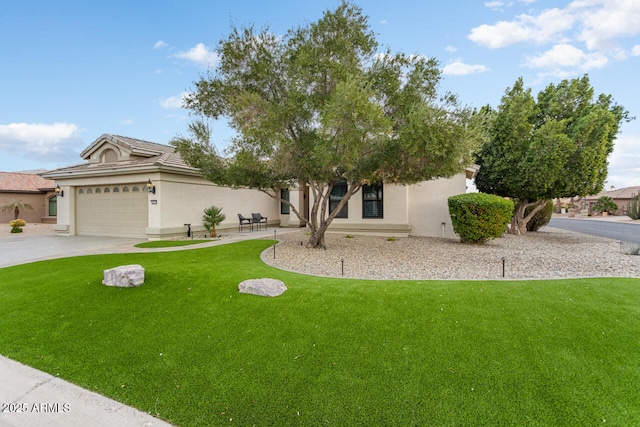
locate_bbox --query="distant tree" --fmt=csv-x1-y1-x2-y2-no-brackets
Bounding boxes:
1,199,33,220
171,2,486,248
593,196,617,215
475,75,630,235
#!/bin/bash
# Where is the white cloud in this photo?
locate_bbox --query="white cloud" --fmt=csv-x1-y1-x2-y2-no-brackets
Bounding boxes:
379,19,388,24
154,40,168,49
468,8,574,49
442,59,489,76
633,45,640,56
0,123,83,165
607,134,640,188
173,43,219,67
573,0,640,51
445,45,458,53
160,92,188,110
470,1,640,52
524,43,608,70
121,119,133,125
485,1,506,11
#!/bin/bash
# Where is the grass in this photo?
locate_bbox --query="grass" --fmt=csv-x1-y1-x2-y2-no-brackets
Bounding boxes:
134,239,213,248
0,240,638,426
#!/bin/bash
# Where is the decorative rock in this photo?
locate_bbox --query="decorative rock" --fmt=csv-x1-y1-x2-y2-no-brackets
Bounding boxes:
102,264,145,287
238,278,287,297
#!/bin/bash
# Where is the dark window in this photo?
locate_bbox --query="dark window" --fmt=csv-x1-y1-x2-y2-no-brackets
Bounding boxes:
329,182,348,218
362,184,383,218
48,196,57,216
280,188,290,214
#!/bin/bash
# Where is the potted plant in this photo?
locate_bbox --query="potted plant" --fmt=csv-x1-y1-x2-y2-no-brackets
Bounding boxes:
593,196,618,216
202,206,226,238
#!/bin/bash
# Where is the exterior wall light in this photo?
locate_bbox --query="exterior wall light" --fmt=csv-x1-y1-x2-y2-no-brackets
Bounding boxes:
146,179,156,194
55,185,64,197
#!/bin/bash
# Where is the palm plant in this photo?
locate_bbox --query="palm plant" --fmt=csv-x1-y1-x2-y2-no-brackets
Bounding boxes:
1,199,34,220
202,206,226,237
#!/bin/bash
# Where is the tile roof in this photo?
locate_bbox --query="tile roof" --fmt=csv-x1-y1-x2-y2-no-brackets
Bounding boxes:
0,172,55,193
587,186,640,200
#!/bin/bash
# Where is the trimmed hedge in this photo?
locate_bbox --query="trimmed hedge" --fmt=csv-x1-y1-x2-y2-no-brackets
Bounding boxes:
448,193,514,244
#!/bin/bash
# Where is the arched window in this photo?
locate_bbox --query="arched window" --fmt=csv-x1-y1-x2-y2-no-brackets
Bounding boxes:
78,189,85,194
113,187,119,193
122,186,129,192
104,187,110,193
132,186,140,192
95,188,101,194
87,188,93,194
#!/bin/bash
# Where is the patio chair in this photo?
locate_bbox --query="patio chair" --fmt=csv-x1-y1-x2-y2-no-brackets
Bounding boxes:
251,212,268,230
237,213,253,232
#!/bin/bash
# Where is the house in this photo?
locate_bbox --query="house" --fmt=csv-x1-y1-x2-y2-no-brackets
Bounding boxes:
0,171,56,223
585,186,640,216
42,134,472,240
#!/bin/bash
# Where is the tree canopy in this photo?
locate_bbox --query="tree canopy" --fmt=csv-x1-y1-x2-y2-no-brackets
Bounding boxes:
475,75,629,235
172,1,485,248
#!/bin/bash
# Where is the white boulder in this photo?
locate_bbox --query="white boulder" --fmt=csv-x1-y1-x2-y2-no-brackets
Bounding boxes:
102,264,145,287
238,278,287,297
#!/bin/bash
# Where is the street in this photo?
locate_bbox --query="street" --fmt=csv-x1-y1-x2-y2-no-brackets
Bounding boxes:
549,217,640,245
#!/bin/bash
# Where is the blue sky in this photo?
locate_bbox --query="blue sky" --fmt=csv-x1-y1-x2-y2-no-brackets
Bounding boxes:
1,0,639,189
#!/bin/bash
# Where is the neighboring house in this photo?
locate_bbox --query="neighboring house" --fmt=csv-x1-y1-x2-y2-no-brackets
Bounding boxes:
585,186,640,216
42,134,473,240
0,171,56,224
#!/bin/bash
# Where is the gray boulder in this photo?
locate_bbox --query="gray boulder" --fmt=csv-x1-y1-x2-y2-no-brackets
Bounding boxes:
238,278,287,297
103,264,145,287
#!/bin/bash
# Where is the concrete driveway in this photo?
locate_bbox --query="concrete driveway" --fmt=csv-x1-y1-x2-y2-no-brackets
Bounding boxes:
0,234,146,268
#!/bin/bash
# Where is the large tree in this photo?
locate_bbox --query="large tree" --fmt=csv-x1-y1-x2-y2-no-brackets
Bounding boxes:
475,75,629,235
172,2,485,248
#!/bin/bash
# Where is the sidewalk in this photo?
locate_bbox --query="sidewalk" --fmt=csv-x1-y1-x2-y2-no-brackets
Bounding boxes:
0,227,297,426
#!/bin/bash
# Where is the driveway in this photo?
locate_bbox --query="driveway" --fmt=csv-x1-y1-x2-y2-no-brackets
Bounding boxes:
0,234,148,268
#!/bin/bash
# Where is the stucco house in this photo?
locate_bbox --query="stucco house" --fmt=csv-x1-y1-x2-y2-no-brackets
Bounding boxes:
585,186,640,216
42,134,473,240
0,171,56,224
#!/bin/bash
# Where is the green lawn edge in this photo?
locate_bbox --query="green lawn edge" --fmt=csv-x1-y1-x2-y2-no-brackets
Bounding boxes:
1,239,638,426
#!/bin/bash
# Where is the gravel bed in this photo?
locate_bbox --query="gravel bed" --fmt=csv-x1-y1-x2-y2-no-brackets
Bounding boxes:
262,227,640,280
0,223,54,238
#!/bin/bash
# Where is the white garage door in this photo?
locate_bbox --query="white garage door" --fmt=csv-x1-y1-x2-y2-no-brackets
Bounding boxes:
76,184,148,237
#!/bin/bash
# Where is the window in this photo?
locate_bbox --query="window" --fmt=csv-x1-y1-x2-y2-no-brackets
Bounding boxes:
95,188,101,194
329,182,348,218
87,188,93,194
48,196,57,216
280,188,290,214
132,186,140,192
362,183,383,218
113,187,119,192
122,186,129,192
78,189,85,194
104,187,110,193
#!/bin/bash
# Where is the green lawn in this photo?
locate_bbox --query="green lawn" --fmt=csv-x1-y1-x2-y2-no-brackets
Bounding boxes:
0,239,638,426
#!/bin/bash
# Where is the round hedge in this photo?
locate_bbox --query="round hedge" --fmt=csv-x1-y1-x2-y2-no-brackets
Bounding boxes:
448,193,514,244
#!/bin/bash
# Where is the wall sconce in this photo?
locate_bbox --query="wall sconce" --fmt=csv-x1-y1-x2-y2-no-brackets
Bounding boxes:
146,179,156,194
55,185,64,197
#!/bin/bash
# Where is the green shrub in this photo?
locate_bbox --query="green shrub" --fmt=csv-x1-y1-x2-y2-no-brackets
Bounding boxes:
593,196,617,214
9,219,25,233
627,193,639,220
526,200,554,232
448,193,514,244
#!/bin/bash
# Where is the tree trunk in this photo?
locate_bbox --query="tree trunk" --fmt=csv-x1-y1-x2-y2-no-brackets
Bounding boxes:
14,206,19,220
511,199,548,236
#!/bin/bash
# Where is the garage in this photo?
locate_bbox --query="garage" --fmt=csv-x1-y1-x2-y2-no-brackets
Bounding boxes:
75,184,148,237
